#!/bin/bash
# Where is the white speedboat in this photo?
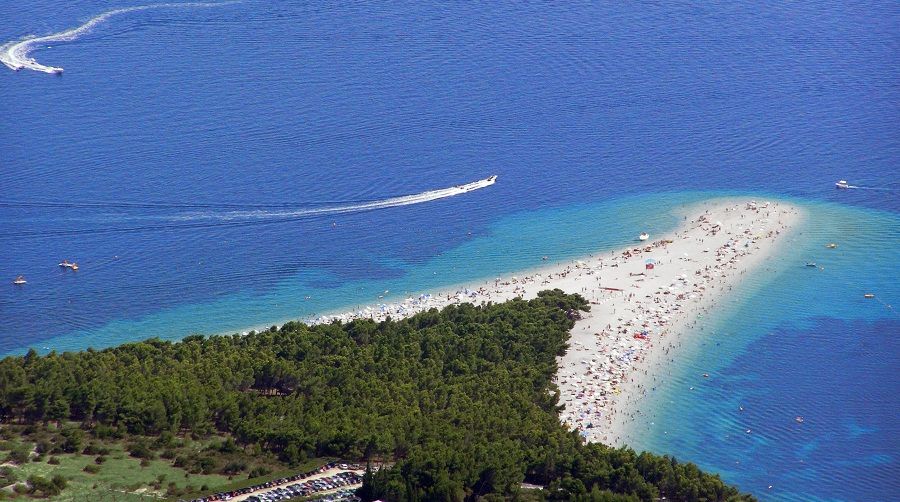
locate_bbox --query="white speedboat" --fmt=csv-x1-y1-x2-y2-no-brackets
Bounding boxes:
455,175,497,193
638,232,649,241
13,275,26,285
835,180,850,189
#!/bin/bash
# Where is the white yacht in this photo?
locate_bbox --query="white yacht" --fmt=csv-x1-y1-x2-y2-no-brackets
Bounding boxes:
835,180,850,189
638,232,649,241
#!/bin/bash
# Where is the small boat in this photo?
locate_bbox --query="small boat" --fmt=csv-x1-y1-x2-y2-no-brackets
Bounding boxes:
487,175,497,183
864,293,875,299
13,275,26,285
826,243,837,249
52,68,63,75
71,263,79,271
59,260,78,270
795,416,804,424
638,232,649,241
805,262,817,267
835,180,850,189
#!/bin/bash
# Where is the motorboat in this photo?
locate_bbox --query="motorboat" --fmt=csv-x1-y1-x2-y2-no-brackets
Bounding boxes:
455,175,497,193
864,293,875,299
795,416,804,424
826,243,837,249
835,180,850,189
638,232,649,241
805,262,817,267
59,260,78,270
13,275,26,285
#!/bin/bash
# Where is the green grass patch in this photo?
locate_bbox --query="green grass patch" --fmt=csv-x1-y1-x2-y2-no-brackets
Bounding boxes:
0,430,325,501
3,442,230,501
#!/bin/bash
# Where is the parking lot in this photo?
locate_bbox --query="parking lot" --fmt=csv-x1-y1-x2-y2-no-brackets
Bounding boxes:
243,471,362,502
183,462,364,502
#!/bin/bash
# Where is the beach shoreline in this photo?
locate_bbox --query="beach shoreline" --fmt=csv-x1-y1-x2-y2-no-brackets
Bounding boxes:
234,197,804,445
571,199,805,445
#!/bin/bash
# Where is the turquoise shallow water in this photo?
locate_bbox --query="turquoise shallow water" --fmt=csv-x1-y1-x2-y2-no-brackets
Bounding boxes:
623,200,900,500
7,191,713,355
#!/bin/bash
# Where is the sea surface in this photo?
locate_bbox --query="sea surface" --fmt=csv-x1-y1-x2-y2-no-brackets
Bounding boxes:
1,1,898,500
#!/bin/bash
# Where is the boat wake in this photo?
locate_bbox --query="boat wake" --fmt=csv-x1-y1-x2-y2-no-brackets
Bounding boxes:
168,176,498,222
850,186,898,192
0,176,497,238
0,2,236,74
837,184,899,192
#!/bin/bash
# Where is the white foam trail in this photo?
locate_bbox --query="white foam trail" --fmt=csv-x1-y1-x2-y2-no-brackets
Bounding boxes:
170,176,498,222
850,186,898,192
1,2,236,74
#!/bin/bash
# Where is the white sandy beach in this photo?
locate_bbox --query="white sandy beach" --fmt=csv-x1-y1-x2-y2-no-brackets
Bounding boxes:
307,198,804,445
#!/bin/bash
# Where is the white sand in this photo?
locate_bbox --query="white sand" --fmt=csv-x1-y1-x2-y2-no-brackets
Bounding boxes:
309,198,804,445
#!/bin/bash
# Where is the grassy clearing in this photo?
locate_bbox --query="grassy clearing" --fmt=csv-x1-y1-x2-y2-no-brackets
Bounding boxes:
0,428,297,501
6,444,229,501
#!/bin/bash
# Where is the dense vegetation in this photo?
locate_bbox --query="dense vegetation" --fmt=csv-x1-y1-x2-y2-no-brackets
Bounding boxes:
0,290,752,501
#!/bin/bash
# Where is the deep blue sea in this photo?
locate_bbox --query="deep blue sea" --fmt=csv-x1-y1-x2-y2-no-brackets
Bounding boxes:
1,1,898,499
